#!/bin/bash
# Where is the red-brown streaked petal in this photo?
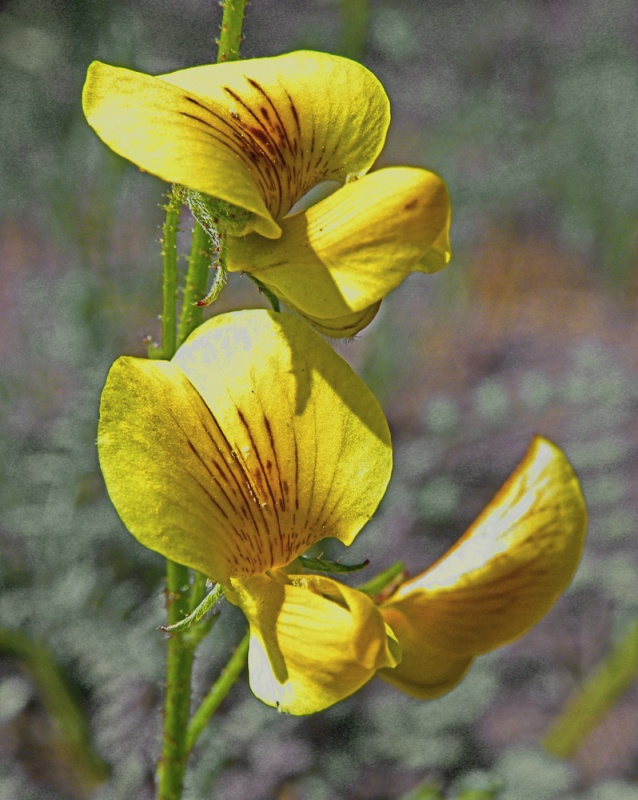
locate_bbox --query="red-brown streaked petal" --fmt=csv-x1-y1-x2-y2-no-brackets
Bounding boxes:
98,357,248,584
82,52,390,237
98,311,392,583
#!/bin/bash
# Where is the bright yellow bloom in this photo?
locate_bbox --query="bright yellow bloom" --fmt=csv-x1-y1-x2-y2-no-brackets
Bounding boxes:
98,310,586,714
97,310,400,714
82,52,451,335
378,437,587,698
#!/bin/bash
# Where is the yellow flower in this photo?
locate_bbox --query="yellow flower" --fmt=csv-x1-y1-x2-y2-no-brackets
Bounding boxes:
377,436,587,698
98,309,586,714
82,51,451,335
97,310,400,714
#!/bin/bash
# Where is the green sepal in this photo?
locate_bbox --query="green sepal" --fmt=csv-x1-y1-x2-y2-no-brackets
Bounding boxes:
160,583,225,634
298,555,370,574
357,560,407,599
183,188,254,238
247,275,281,312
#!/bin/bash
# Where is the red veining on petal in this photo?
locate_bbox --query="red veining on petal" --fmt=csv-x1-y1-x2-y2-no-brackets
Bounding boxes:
180,95,275,206
262,414,287,514
179,387,280,575
176,73,344,221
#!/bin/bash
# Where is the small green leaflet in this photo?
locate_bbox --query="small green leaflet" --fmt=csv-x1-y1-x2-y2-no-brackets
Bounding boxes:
298,555,370,574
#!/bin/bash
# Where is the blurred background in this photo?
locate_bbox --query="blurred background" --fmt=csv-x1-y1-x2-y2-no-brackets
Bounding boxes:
1,0,638,798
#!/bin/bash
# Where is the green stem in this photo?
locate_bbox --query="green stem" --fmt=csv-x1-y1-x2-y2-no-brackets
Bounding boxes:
157,186,211,800
186,631,250,753
156,4,250,798
217,0,247,63
176,222,212,347
298,555,370,574
542,619,638,758
157,562,195,800
160,187,181,359
156,186,194,800
357,560,407,599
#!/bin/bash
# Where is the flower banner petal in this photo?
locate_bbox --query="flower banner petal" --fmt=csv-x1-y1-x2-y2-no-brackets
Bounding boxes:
377,437,586,695
83,52,390,238
98,311,392,583
226,167,451,333
226,572,401,714
98,357,243,583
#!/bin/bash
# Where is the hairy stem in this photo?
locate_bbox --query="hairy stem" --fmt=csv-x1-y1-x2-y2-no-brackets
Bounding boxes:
160,187,181,359
176,222,212,346
217,0,247,62
186,631,250,753
157,563,195,800
156,3,249,798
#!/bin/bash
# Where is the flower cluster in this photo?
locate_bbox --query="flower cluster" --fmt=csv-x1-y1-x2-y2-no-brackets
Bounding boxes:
87,52,587,715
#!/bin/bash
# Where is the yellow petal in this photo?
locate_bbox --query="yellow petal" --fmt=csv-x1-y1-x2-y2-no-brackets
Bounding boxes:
98,310,391,583
286,300,381,339
378,605,474,699
377,437,587,696
226,167,451,335
98,358,241,582
82,52,390,238
226,572,401,714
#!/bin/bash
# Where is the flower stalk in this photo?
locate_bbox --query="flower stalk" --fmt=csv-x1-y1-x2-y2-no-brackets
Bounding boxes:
357,560,407,599
176,220,213,343
216,0,247,63
159,186,181,359
157,565,196,800
156,3,249,797
156,179,201,800
186,630,250,752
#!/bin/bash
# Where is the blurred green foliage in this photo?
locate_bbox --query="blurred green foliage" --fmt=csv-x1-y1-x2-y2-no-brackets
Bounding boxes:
368,0,638,283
